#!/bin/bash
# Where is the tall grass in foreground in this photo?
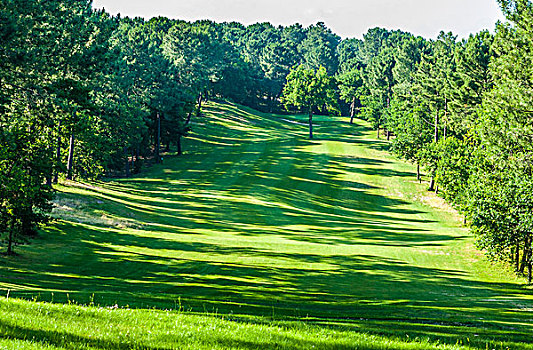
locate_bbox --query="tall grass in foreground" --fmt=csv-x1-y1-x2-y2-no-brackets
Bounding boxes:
0,297,497,350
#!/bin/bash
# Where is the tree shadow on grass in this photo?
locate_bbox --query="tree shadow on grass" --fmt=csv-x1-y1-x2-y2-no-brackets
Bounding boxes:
5,230,532,348
55,136,442,246
65,173,447,248
4,224,531,328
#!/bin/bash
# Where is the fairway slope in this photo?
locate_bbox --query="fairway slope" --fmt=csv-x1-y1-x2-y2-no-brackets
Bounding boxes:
1,101,532,349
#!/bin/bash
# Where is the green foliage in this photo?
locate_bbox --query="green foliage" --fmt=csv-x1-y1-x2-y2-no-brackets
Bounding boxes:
361,48,395,129
163,21,226,97
337,68,363,118
0,121,54,255
389,106,432,165
358,1,532,281
466,0,533,279
434,136,474,205
299,22,340,74
281,65,339,135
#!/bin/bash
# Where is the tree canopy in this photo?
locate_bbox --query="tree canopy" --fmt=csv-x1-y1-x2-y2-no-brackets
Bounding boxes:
281,65,338,139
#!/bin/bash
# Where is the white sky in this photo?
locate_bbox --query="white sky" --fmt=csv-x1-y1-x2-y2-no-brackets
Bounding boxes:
92,0,505,39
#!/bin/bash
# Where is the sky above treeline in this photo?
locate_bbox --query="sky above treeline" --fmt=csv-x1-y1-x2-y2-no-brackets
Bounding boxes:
92,0,505,39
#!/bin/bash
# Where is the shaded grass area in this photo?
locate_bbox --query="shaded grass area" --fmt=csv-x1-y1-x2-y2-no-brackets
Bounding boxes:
1,101,532,349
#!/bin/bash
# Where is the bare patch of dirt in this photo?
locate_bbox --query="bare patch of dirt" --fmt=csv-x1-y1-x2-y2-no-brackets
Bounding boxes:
51,197,143,230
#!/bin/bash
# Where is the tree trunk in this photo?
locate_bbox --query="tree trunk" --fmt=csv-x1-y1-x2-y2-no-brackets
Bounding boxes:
53,120,62,184
45,129,53,187
515,240,520,272
428,109,439,192
155,113,161,163
528,262,532,284
134,146,140,174
185,112,192,126
197,93,203,118
350,97,356,124
443,97,447,141
6,220,14,255
177,135,182,156
429,176,435,192
53,142,60,183
124,147,130,177
520,236,530,274
387,130,391,141
66,132,75,180
434,109,439,144
377,127,380,139
308,109,313,139
526,237,532,281
416,163,421,182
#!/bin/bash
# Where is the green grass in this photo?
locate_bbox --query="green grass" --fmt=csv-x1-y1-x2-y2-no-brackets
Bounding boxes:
0,297,474,350
1,101,532,349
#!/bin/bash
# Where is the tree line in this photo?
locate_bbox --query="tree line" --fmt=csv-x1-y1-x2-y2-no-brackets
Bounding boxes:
342,0,532,283
1,0,531,283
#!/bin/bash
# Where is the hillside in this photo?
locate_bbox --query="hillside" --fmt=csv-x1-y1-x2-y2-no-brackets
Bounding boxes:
1,102,532,349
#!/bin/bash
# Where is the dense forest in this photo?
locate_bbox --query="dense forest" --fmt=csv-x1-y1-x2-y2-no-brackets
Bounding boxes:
0,0,532,282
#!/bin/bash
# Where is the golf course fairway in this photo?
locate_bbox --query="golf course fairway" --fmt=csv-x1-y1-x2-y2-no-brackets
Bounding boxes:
1,101,532,349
